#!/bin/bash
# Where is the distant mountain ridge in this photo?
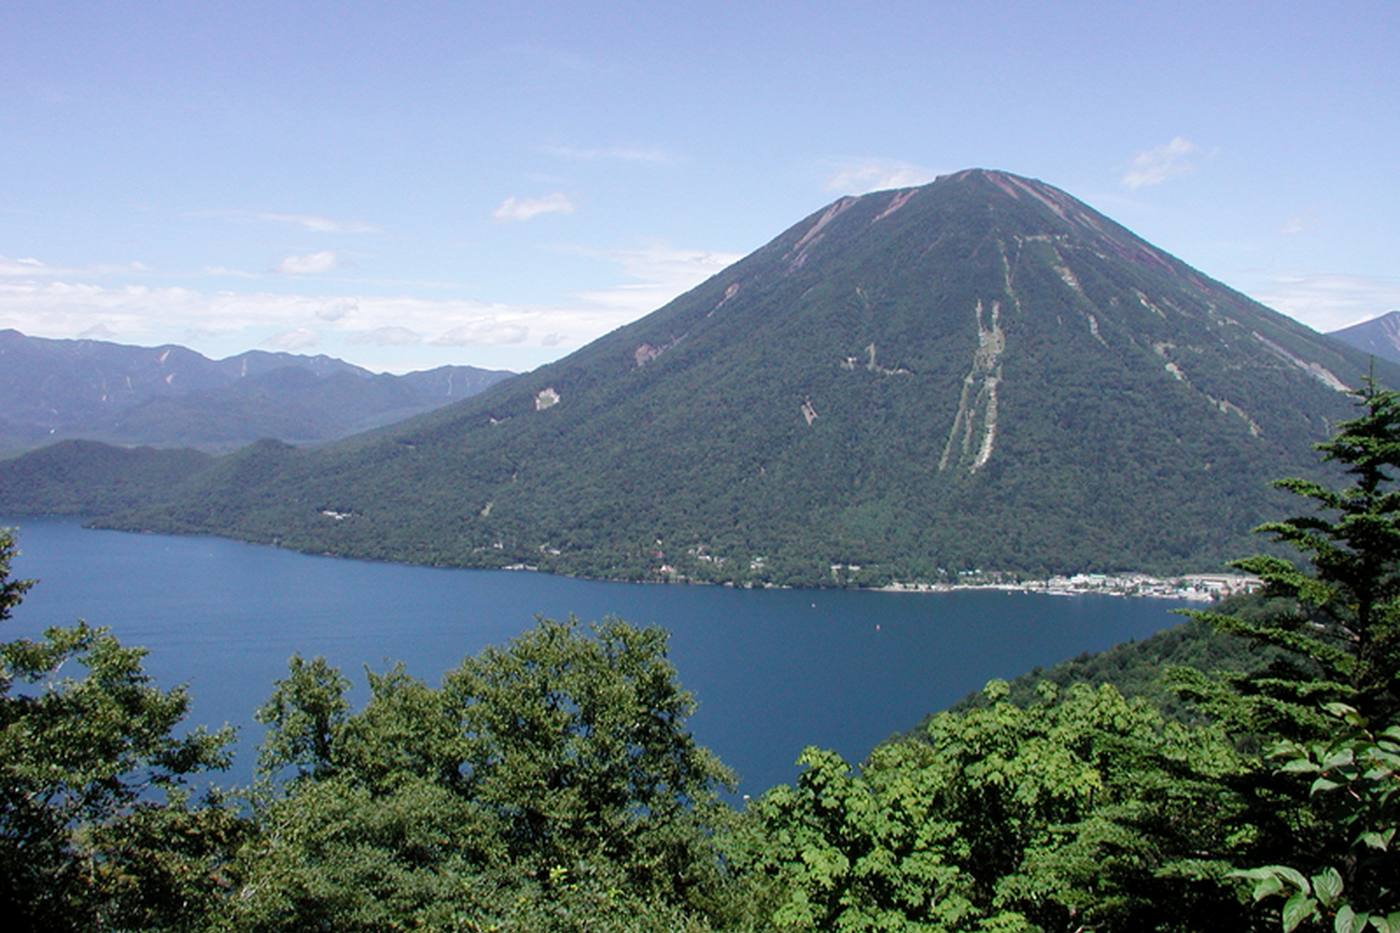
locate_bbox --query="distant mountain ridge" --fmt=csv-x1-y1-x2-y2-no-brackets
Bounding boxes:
5,170,1397,585
1328,311,1400,364
0,330,514,453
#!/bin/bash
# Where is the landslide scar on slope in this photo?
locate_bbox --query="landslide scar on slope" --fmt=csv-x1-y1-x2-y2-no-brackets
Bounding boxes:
872,189,916,222
1251,332,1349,392
940,299,1005,473
785,197,856,272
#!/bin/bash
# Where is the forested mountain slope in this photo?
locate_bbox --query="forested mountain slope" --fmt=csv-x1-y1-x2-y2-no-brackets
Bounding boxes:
17,170,1398,584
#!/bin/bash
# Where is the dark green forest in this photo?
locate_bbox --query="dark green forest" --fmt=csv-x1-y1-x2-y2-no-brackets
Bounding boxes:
2,382,1397,931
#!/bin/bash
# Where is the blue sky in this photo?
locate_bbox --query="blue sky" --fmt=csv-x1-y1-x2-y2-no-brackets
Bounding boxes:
3,1,1396,373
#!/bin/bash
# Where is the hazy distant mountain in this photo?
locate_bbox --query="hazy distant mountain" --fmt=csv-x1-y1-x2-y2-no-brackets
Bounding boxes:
6,170,1395,585
1328,311,1400,364
0,330,513,453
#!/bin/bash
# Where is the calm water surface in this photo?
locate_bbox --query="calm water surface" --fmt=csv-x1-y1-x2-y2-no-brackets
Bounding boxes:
2,517,1187,794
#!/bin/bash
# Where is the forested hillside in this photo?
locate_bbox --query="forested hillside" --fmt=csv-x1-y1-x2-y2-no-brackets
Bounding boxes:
40,170,1396,586
2,381,1396,931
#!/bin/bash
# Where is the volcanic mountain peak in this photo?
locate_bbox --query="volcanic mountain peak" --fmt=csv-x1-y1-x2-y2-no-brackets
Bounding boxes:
10,172,1397,585
799,168,1183,282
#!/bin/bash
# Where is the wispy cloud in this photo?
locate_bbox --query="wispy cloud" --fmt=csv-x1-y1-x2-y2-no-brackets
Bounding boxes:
492,193,576,222
567,243,744,317
257,212,378,233
203,265,262,279
824,158,940,195
351,325,421,346
0,281,617,358
0,255,147,277
315,298,357,321
1253,272,1400,332
264,327,319,350
432,318,531,346
200,209,379,233
540,144,673,164
0,238,741,362
1280,216,1306,236
1122,137,1200,189
276,250,338,275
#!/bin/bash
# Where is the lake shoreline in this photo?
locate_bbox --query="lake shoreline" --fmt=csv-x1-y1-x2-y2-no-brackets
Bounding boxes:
4,513,1252,603
874,572,1259,602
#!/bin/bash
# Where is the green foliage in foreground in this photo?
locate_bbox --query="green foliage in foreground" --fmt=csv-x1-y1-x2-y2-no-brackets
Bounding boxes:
1232,704,1400,933
0,381,1397,930
0,529,242,931
224,616,737,930
725,680,1253,930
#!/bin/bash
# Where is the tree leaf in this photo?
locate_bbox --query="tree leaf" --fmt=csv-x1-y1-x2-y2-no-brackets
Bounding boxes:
1359,830,1390,851
1253,875,1286,901
1333,905,1364,933
1312,867,1343,908
1283,892,1318,933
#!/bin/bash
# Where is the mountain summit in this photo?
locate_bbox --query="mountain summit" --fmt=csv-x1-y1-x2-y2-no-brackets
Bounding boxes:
1329,310,1400,364
51,170,1398,584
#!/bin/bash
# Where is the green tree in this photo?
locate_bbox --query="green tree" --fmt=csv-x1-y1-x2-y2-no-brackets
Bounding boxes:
254,653,350,780
1175,379,1400,739
0,528,240,931
1232,703,1400,932
440,617,734,893
223,616,738,930
1169,379,1400,929
724,680,1251,931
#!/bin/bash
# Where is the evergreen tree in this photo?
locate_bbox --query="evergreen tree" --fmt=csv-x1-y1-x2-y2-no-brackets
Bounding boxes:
1173,378,1400,739
1165,380,1400,930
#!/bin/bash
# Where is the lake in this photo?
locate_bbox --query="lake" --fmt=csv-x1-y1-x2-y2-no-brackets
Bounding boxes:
1,517,1187,795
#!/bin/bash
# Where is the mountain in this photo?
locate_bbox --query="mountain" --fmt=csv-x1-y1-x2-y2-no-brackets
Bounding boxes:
0,330,514,453
0,440,217,516
7,169,1396,585
1328,310,1400,364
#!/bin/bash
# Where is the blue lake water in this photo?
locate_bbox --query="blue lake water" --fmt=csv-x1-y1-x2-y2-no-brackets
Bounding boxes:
1,517,1187,795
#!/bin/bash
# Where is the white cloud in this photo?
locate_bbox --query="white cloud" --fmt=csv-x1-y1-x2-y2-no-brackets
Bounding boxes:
315,298,358,321
432,318,531,346
254,212,378,233
1280,216,1306,236
0,256,50,275
492,193,575,222
0,255,147,277
1253,272,1400,332
1122,137,1200,189
264,327,319,350
0,237,742,364
567,243,744,317
824,158,939,194
351,325,422,346
199,210,379,233
540,144,673,164
203,265,262,279
276,250,338,275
